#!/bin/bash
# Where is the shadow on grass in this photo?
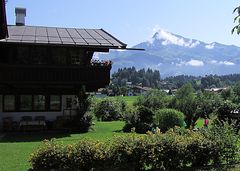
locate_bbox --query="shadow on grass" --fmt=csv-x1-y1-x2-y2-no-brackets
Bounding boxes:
0,131,71,143
167,164,240,171
113,129,123,133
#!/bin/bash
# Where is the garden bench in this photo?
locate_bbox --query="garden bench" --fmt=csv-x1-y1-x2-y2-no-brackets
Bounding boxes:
19,116,46,131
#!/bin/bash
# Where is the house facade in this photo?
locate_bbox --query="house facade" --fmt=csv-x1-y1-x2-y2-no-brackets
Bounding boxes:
0,4,128,129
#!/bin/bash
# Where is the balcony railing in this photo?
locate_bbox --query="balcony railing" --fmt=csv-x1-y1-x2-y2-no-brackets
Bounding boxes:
0,64,111,88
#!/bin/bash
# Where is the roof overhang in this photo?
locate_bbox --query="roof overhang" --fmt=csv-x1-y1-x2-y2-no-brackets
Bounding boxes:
0,26,128,51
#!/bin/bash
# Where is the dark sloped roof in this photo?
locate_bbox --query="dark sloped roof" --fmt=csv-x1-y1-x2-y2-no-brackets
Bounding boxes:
0,25,127,49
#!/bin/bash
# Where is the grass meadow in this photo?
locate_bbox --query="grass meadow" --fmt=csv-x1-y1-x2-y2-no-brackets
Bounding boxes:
0,96,238,171
0,121,125,171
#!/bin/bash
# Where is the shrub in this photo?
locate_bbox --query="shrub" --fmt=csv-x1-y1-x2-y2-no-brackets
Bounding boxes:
201,121,240,164
109,134,149,170
30,139,65,170
30,127,239,170
122,107,138,132
154,108,185,132
59,94,94,133
123,106,154,133
61,110,94,133
94,98,127,121
30,139,108,171
66,140,108,170
184,131,220,166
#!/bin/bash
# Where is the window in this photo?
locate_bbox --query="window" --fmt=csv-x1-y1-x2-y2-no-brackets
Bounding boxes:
4,95,15,111
20,95,32,111
66,97,72,108
50,95,61,111
33,95,45,111
3,95,62,112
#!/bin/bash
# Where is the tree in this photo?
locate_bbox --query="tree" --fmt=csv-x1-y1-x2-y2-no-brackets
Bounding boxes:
62,88,93,132
174,83,197,128
232,6,240,34
217,100,238,125
221,88,234,101
111,67,160,89
134,89,169,111
123,106,154,133
232,81,240,103
94,98,126,121
195,90,222,119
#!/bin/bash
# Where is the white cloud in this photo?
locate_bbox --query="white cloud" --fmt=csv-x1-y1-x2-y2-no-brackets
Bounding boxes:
176,62,184,67
176,59,204,67
219,61,235,66
152,25,162,34
209,60,235,66
186,59,204,66
93,52,108,59
147,25,162,43
209,60,218,64
93,52,100,59
205,43,215,49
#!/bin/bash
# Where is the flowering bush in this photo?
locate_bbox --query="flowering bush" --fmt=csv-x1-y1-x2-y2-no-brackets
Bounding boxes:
91,59,112,66
30,139,108,171
30,139,66,170
30,126,239,170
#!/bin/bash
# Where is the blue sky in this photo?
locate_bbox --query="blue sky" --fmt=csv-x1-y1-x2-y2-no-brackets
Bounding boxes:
5,0,240,47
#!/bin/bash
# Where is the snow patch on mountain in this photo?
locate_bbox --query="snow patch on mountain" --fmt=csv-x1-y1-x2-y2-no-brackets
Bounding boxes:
151,29,200,48
205,43,215,49
100,27,240,77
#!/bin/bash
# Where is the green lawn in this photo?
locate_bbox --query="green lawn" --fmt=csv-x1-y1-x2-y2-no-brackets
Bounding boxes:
0,121,125,171
0,96,136,171
107,95,138,106
0,120,239,171
121,96,139,106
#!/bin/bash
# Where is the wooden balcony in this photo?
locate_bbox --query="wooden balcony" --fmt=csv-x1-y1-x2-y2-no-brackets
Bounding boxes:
0,64,111,94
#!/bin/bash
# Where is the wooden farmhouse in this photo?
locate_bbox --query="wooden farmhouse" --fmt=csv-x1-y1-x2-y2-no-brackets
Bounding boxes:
0,1,129,130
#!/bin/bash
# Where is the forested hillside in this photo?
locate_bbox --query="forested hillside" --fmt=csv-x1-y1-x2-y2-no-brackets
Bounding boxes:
110,67,240,91
111,67,160,88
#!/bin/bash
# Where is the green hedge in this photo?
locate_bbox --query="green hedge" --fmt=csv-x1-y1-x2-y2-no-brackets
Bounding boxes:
30,127,239,171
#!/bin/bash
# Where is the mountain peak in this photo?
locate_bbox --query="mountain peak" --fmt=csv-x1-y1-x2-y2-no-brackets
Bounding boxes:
100,27,240,77
150,29,200,48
